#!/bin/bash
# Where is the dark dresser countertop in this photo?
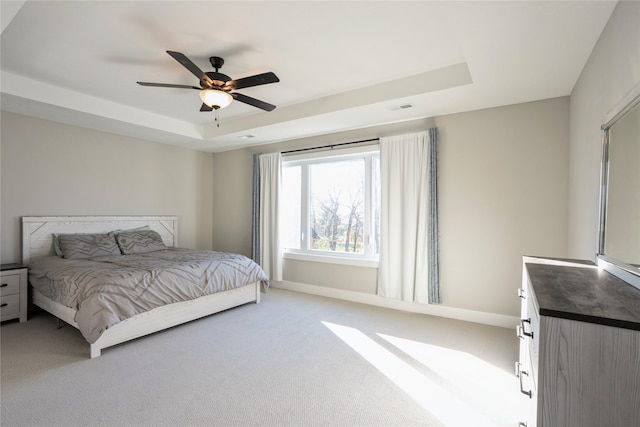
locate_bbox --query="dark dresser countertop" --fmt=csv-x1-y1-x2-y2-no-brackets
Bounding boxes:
526,260,640,331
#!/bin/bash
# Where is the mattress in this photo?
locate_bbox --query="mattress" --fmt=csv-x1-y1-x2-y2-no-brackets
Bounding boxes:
29,248,269,343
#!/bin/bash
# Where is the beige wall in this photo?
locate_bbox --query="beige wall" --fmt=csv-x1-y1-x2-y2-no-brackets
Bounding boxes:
436,97,568,315
0,96,570,319
568,0,640,260
0,97,570,318
1,111,214,264
212,98,569,317
211,148,253,255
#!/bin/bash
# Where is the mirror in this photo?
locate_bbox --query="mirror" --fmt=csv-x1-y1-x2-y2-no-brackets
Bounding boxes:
598,88,640,287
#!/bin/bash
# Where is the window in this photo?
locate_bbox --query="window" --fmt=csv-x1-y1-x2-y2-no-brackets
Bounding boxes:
282,146,380,264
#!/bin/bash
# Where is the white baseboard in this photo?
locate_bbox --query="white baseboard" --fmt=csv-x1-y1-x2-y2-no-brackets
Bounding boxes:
271,280,519,329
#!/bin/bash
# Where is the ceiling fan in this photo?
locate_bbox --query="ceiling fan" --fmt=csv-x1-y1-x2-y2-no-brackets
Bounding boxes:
137,51,279,114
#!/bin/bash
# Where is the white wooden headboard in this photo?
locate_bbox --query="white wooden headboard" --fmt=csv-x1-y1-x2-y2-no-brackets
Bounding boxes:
22,216,178,265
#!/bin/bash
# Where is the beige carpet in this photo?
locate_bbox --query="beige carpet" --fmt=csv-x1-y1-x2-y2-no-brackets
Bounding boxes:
1,288,526,427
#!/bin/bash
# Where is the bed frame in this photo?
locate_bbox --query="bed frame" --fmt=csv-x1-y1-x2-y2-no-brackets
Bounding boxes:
22,216,260,358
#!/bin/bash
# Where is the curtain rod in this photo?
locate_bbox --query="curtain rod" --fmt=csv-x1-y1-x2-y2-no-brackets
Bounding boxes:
282,138,379,155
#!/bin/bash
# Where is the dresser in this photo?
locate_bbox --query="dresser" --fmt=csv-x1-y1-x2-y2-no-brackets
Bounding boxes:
517,257,640,427
0,264,28,323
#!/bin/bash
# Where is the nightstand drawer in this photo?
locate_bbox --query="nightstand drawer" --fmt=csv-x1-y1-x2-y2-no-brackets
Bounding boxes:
0,265,28,323
1,294,21,318
0,274,20,296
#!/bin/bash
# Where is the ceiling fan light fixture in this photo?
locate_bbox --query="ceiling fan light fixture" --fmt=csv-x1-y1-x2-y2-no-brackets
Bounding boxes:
199,89,233,109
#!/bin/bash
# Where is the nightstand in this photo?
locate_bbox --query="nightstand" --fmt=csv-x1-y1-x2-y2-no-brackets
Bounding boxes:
1,264,28,322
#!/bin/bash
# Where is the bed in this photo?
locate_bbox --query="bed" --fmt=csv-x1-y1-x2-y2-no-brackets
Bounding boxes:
22,216,268,358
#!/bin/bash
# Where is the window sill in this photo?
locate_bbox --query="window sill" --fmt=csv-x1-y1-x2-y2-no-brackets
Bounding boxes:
283,251,379,268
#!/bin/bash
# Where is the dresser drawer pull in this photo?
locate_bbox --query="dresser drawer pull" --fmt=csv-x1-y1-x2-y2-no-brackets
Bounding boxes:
517,318,534,339
1,283,8,287
515,362,533,398
0,303,7,308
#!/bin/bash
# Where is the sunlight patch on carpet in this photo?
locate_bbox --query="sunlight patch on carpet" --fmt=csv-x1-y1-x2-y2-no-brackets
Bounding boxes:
322,321,499,427
378,333,526,426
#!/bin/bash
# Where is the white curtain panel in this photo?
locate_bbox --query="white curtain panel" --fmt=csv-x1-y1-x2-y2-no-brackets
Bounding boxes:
378,131,432,303
259,152,283,281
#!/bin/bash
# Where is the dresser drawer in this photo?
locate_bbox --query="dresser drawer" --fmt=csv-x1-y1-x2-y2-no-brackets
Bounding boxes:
0,274,20,296
0,294,21,319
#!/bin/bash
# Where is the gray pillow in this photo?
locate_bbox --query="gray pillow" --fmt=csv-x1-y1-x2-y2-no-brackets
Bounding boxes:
52,233,65,257
58,233,121,259
114,229,166,255
110,225,151,235
54,230,147,256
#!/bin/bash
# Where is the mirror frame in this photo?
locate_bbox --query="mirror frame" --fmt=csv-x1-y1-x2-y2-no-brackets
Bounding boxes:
597,85,640,290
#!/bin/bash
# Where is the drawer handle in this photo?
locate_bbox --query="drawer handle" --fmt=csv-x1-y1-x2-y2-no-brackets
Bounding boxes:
515,362,533,398
0,303,7,308
0,283,8,287
516,318,534,339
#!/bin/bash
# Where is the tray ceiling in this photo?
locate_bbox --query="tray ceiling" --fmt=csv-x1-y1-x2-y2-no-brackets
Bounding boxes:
0,1,617,152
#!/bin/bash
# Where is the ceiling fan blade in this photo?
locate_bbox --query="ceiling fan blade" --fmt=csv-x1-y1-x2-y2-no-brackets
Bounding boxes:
224,72,279,91
232,92,276,112
200,103,214,112
137,82,201,89
166,51,213,86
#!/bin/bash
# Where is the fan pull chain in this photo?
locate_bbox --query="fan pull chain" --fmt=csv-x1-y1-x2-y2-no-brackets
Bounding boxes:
215,108,220,127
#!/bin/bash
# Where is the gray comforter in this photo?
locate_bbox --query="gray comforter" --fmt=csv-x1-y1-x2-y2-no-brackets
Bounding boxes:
29,248,269,343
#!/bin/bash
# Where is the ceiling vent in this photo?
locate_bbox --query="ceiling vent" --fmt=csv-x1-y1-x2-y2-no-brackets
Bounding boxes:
389,103,413,111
